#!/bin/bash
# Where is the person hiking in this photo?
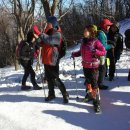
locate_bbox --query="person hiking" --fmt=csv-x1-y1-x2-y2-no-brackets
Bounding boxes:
97,18,114,89
33,16,69,103
19,30,42,90
71,25,106,112
124,29,130,81
107,23,123,81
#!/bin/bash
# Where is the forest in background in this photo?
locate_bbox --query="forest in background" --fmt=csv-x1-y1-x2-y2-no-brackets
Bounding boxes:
0,0,130,68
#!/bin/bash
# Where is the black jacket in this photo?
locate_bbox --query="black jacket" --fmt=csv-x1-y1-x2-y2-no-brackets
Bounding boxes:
107,28,123,60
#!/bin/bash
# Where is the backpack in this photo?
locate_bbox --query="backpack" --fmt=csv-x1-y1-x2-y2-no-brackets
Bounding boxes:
16,40,26,59
97,30,107,43
58,35,67,59
125,29,130,49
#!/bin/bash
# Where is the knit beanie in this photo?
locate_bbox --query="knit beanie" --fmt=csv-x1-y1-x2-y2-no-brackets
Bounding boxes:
47,16,59,28
92,24,98,32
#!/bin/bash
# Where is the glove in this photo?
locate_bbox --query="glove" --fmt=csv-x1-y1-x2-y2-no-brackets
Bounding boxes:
71,52,75,58
32,25,41,36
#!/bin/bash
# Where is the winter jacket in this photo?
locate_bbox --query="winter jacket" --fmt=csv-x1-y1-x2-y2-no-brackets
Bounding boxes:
107,27,123,61
73,38,106,68
38,27,62,66
97,30,111,51
124,29,130,49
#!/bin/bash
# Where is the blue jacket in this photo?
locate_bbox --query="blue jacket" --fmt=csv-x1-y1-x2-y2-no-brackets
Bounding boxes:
97,30,111,51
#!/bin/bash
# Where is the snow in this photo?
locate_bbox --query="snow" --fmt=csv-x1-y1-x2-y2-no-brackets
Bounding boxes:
0,19,130,130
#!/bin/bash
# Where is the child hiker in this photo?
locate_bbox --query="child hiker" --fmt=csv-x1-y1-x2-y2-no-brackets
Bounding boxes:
18,30,42,90
71,25,106,112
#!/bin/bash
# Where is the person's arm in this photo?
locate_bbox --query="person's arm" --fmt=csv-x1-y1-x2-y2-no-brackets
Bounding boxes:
72,50,81,58
117,34,123,52
94,40,106,56
36,32,61,46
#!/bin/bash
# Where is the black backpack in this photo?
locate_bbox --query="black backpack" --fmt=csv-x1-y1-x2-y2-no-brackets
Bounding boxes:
58,35,67,59
125,29,130,49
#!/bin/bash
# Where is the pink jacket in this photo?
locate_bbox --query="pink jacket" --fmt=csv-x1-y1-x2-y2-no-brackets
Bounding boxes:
73,38,106,68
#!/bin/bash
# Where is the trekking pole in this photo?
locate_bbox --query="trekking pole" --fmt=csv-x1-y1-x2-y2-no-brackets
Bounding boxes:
39,63,46,98
115,61,120,87
73,58,79,99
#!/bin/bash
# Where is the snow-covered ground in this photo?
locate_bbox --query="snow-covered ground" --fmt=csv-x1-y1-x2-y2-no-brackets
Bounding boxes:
0,19,130,130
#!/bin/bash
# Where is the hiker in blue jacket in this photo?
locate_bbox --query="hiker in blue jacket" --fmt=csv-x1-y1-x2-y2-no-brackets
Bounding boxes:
97,18,114,89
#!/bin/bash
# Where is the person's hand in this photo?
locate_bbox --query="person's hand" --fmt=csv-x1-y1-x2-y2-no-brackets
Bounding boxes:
71,52,75,58
32,25,41,35
33,33,39,39
92,48,96,52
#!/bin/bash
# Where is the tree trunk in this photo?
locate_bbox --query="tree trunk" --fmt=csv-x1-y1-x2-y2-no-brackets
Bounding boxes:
41,0,51,18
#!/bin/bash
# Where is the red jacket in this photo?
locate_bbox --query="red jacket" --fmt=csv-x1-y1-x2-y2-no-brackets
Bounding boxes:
41,26,62,66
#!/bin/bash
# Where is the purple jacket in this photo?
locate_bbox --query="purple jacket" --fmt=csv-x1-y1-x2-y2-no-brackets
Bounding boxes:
73,38,106,68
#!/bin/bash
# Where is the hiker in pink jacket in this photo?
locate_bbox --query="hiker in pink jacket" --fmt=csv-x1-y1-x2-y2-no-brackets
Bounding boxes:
71,25,106,112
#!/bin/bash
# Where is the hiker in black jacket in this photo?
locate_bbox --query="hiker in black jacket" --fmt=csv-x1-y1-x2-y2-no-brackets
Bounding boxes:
19,30,42,90
107,23,123,81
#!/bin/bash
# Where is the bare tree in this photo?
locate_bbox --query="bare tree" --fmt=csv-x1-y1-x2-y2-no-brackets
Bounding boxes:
9,0,36,70
0,7,16,67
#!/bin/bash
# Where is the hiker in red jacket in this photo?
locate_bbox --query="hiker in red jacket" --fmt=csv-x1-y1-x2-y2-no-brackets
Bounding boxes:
34,16,69,103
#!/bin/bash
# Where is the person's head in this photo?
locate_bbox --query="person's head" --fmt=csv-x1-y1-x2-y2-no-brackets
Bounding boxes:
27,30,35,42
110,23,119,33
100,18,113,31
47,16,59,29
84,24,97,38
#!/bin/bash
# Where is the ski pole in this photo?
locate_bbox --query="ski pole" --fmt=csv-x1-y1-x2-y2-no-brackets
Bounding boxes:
39,63,46,98
115,61,120,87
73,58,79,99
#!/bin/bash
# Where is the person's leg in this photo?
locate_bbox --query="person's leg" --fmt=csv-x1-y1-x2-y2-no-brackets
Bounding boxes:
21,60,31,90
22,60,41,90
44,65,56,101
98,64,108,89
29,65,42,90
109,58,115,81
91,69,101,112
83,68,93,102
53,64,69,103
22,67,30,86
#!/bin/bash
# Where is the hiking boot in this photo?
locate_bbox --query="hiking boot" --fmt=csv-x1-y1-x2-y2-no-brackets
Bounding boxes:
109,76,114,81
33,84,42,90
99,85,109,90
45,95,56,102
21,85,31,90
93,98,101,113
94,103,101,113
83,94,93,102
63,93,69,104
